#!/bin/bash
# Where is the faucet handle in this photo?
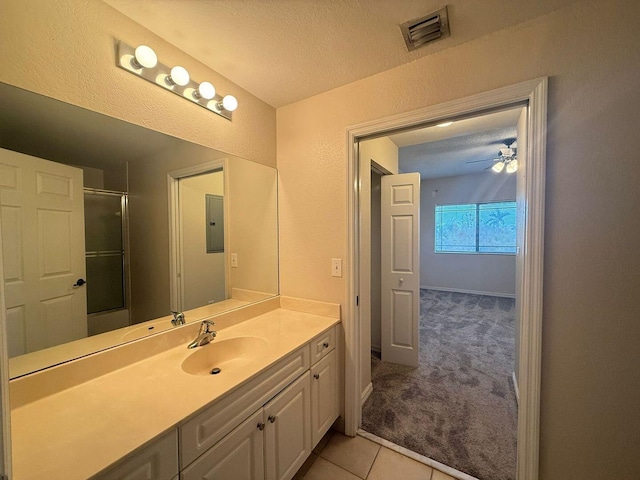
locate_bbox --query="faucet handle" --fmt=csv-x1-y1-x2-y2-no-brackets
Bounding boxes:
170,311,185,326
202,320,216,333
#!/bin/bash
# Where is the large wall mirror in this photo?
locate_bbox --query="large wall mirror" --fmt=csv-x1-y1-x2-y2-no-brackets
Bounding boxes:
0,82,279,379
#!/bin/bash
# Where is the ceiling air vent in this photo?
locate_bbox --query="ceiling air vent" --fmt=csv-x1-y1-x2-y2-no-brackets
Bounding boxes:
400,6,450,51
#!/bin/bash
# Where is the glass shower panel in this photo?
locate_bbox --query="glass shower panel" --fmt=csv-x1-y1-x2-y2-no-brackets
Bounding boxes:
84,191,126,314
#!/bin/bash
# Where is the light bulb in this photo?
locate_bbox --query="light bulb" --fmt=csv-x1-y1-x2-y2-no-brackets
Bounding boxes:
166,66,190,86
221,95,238,112
506,159,518,173
492,161,505,173
131,45,157,69
194,82,215,100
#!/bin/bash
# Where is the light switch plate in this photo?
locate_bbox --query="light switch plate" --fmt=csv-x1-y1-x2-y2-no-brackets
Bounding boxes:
331,258,342,277
231,253,238,268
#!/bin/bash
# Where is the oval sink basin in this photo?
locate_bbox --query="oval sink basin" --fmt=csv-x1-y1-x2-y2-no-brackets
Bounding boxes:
121,324,161,342
181,337,268,376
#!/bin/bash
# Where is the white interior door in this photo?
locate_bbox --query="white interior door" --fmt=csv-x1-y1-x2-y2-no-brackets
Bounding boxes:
381,172,420,367
0,148,87,355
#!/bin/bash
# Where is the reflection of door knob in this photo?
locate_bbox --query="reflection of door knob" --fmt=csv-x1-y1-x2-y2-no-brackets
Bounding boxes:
72,278,86,288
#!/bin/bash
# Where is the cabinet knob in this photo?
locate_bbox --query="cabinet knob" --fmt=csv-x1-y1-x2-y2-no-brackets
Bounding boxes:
323,342,329,349
257,422,265,431
268,415,277,423
313,373,320,380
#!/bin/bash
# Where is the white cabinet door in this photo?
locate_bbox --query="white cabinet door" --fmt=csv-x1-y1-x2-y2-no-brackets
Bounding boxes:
264,373,311,480
96,430,178,480
181,409,265,480
310,349,339,447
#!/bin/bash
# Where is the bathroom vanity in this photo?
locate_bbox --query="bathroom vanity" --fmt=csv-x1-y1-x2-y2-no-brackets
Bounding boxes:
9,297,341,480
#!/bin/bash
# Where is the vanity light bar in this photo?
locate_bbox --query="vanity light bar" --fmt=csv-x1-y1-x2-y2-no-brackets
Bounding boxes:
116,41,238,121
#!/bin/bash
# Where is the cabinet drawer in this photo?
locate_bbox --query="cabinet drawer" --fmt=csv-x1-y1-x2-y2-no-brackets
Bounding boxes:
180,345,310,467
94,429,178,480
310,326,336,364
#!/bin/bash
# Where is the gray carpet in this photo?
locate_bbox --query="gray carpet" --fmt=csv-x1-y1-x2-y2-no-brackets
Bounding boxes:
362,289,517,480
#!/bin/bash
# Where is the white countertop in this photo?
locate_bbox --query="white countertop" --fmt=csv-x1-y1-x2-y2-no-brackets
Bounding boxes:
10,306,340,480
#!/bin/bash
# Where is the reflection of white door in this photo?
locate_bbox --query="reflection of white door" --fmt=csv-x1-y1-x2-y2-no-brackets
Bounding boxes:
381,172,420,367
0,148,87,356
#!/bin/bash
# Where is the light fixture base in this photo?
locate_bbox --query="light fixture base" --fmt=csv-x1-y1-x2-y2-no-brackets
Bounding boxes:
116,41,234,121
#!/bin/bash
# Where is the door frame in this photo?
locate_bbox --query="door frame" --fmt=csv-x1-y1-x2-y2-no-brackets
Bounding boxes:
345,78,547,480
168,160,227,312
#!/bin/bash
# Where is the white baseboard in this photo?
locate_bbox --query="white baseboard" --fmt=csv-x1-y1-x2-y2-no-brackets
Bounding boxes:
421,285,516,299
361,382,373,406
512,371,520,406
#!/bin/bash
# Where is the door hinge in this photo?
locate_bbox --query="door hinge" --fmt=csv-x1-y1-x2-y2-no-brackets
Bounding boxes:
356,296,359,306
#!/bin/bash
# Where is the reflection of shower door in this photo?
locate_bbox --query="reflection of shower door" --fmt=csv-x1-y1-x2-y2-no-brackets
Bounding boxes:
83,190,127,315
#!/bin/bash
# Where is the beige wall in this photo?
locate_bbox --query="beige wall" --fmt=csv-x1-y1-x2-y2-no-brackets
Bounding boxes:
0,0,276,166
370,172,382,353
358,137,398,398
227,159,279,297
277,1,640,478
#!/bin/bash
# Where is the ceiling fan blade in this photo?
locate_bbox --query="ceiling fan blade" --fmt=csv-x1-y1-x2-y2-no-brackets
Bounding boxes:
466,157,499,164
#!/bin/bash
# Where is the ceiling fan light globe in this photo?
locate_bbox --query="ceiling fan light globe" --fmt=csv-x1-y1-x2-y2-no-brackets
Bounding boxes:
492,161,505,173
506,159,518,173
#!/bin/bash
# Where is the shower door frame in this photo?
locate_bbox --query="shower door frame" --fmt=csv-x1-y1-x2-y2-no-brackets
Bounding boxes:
83,188,130,317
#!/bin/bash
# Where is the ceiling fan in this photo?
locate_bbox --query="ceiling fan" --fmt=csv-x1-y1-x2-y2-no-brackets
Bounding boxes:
467,138,518,173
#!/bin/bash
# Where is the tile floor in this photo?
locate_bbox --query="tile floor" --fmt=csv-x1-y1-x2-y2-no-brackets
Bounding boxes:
294,431,458,480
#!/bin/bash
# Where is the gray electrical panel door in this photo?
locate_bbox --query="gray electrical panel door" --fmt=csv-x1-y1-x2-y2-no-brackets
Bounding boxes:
206,194,224,253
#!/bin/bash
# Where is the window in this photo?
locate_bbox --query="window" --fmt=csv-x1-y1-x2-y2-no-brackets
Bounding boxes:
435,201,516,254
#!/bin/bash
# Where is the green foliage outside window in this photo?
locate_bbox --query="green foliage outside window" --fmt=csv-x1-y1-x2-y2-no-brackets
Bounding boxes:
435,201,516,254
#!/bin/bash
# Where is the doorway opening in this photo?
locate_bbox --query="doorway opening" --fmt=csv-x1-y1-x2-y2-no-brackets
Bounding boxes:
345,79,547,480
360,106,523,480
168,161,227,313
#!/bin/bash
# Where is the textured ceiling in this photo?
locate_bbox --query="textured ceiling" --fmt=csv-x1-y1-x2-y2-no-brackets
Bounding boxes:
390,107,521,179
103,0,578,107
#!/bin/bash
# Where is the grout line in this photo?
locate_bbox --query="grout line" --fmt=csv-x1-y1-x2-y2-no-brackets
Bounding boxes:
357,429,480,480
320,456,366,480
364,441,382,479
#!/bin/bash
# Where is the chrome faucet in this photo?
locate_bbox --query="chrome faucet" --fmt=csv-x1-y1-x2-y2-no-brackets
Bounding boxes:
171,311,185,327
188,320,217,349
